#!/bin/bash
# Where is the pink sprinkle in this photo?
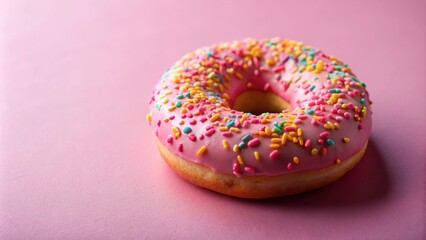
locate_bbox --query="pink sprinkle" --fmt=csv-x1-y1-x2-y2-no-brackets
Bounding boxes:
327,114,334,119
166,135,173,144
319,117,327,123
206,125,214,130
320,132,330,138
242,121,250,128
358,124,363,130
347,102,354,109
233,163,240,173
304,139,312,147
200,117,208,123
321,148,327,155
269,150,279,159
287,162,294,170
157,120,161,127
187,104,194,110
344,112,352,119
318,139,324,144
189,119,197,125
284,126,295,131
199,135,205,140
188,134,197,142
155,127,159,136
222,131,233,137
254,69,260,77
331,108,338,114
335,116,343,122
169,115,175,120
311,119,318,125
293,119,302,125
337,109,343,115
178,143,183,152
247,138,260,147
298,115,308,120
244,166,256,173
264,83,271,91
204,129,216,137
235,121,242,128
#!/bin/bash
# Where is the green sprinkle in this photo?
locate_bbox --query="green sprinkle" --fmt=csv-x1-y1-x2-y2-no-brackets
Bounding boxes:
313,77,319,81
277,114,283,118
207,51,213,57
309,85,316,91
278,121,285,128
185,92,191,97
306,109,315,115
273,126,283,134
175,100,182,107
326,139,335,145
176,94,184,99
267,41,276,46
329,89,341,93
226,120,235,128
361,82,366,88
155,103,161,111
183,127,192,134
360,98,365,104
238,142,246,148
242,134,251,142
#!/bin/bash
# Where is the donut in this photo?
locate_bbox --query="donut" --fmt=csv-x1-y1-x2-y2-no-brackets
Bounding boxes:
147,38,372,199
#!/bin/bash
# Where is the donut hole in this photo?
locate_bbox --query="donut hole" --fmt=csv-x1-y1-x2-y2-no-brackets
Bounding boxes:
232,91,291,115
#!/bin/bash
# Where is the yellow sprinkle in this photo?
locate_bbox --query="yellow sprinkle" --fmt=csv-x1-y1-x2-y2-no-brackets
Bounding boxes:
197,146,207,156
210,113,221,122
254,151,261,160
261,118,270,124
271,133,279,138
281,133,287,145
343,137,350,143
293,157,299,164
257,131,266,137
240,114,248,123
230,127,240,133
311,148,318,155
292,137,298,143
271,138,281,144
270,144,280,149
168,106,176,112
222,140,229,150
235,72,244,80
226,68,234,74
163,118,169,123
336,159,341,164
298,137,304,146
219,127,229,131
237,155,244,164
171,127,181,138
265,126,271,135
297,128,303,136
146,113,152,123
233,144,239,153
207,72,215,79
179,120,185,125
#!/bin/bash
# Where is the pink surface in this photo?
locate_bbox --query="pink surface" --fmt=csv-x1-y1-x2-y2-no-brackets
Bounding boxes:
0,0,425,239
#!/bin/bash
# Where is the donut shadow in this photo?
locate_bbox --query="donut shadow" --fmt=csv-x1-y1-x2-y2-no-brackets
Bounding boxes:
245,138,391,209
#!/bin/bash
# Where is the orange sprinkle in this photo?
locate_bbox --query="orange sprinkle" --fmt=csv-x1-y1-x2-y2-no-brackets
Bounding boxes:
197,146,207,156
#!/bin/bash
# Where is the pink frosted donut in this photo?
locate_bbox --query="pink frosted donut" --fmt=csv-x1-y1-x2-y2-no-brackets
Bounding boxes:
147,38,372,198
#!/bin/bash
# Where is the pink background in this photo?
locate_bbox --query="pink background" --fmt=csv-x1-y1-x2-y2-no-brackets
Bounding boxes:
1,0,425,239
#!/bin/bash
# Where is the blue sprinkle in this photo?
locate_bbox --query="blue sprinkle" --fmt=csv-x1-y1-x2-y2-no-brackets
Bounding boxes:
306,109,315,115
326,139,335,146
226,120,235,128
241,134,251,142
183,127,192,134
206,51,213,57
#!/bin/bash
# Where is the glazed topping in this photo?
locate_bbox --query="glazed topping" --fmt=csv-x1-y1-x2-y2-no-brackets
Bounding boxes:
147,38,372,176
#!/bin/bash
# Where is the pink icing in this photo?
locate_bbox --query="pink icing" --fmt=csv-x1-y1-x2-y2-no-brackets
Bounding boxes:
147,38,372,177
